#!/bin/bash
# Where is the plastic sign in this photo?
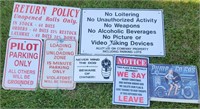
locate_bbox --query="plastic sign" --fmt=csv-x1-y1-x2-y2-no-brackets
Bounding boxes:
74,55,113,83
80,9,165,56
112,56,150,107
40,39,77,90
2,37,42,90
9,2,81,40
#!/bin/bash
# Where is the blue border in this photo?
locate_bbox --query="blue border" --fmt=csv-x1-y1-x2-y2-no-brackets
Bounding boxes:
112,56,150,107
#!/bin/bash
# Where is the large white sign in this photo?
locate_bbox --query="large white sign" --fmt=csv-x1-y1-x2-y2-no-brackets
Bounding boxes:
2,37,42,90
74,55,113,83
9,2,81,40
80,9,165,56
112,56,149,107
40,39,77,90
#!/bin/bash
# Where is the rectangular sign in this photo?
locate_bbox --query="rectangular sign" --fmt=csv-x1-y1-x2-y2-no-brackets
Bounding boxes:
112,56,149,107
2,37,42,90
80,9,165,56
74,55,113,83
149,64,199,103
9,2,81,40
40,39,77,90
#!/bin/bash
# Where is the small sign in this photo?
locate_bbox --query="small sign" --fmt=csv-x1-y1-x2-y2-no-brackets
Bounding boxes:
2,37,42,90
9,2,81,40
112,56,150,107
40,39,77,89
74,55,113,83
80,9,165,56
149,64,199,104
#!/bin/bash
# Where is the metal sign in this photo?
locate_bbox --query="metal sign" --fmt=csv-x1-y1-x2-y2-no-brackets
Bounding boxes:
40,39,77,90
80,9,165,56
112,56,150,107
149,64,199,104
74,55,113,83
2,37,42,90
9,2,81,40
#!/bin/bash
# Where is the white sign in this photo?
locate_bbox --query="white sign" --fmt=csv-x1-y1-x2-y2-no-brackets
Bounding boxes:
2,37,42,90
40,39,77,90
80,9,165,56
9,2,81,40
112,56,149,107
74,55,113,83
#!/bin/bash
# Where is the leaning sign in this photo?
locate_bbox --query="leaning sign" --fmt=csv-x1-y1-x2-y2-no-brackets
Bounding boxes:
80,9,165,56
2,37,42,90
9,2,81,40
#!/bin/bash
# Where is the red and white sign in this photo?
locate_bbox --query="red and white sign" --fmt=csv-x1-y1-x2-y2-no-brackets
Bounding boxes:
2,37,42,90
9,2,81,40
113,56,149,107
40,39,77,90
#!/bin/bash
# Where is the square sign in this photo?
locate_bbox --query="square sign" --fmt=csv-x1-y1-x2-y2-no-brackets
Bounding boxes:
40,39,77,90
113,56,149,107
80,9,165,56
2,37,42,90
9,2,81,40
74,55,113,83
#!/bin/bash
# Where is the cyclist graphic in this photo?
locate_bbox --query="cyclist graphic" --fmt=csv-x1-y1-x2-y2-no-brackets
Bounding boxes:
165,69,181,96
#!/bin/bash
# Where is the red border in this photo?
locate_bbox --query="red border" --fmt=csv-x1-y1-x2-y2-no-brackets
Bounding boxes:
40,39,77,89
2,37,42,90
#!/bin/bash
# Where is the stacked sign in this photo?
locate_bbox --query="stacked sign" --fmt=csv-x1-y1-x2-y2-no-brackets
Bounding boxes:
2,2,199,107
79,9,166,107
3,2,81,90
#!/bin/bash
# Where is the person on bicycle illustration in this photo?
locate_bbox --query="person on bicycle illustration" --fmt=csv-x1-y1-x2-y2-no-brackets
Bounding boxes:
165,69,179,96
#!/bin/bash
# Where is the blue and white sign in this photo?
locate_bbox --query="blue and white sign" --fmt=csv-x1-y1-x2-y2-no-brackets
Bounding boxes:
149,64,199,104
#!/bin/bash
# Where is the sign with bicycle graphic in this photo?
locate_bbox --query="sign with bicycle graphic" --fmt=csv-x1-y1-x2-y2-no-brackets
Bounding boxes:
149,64,199,104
